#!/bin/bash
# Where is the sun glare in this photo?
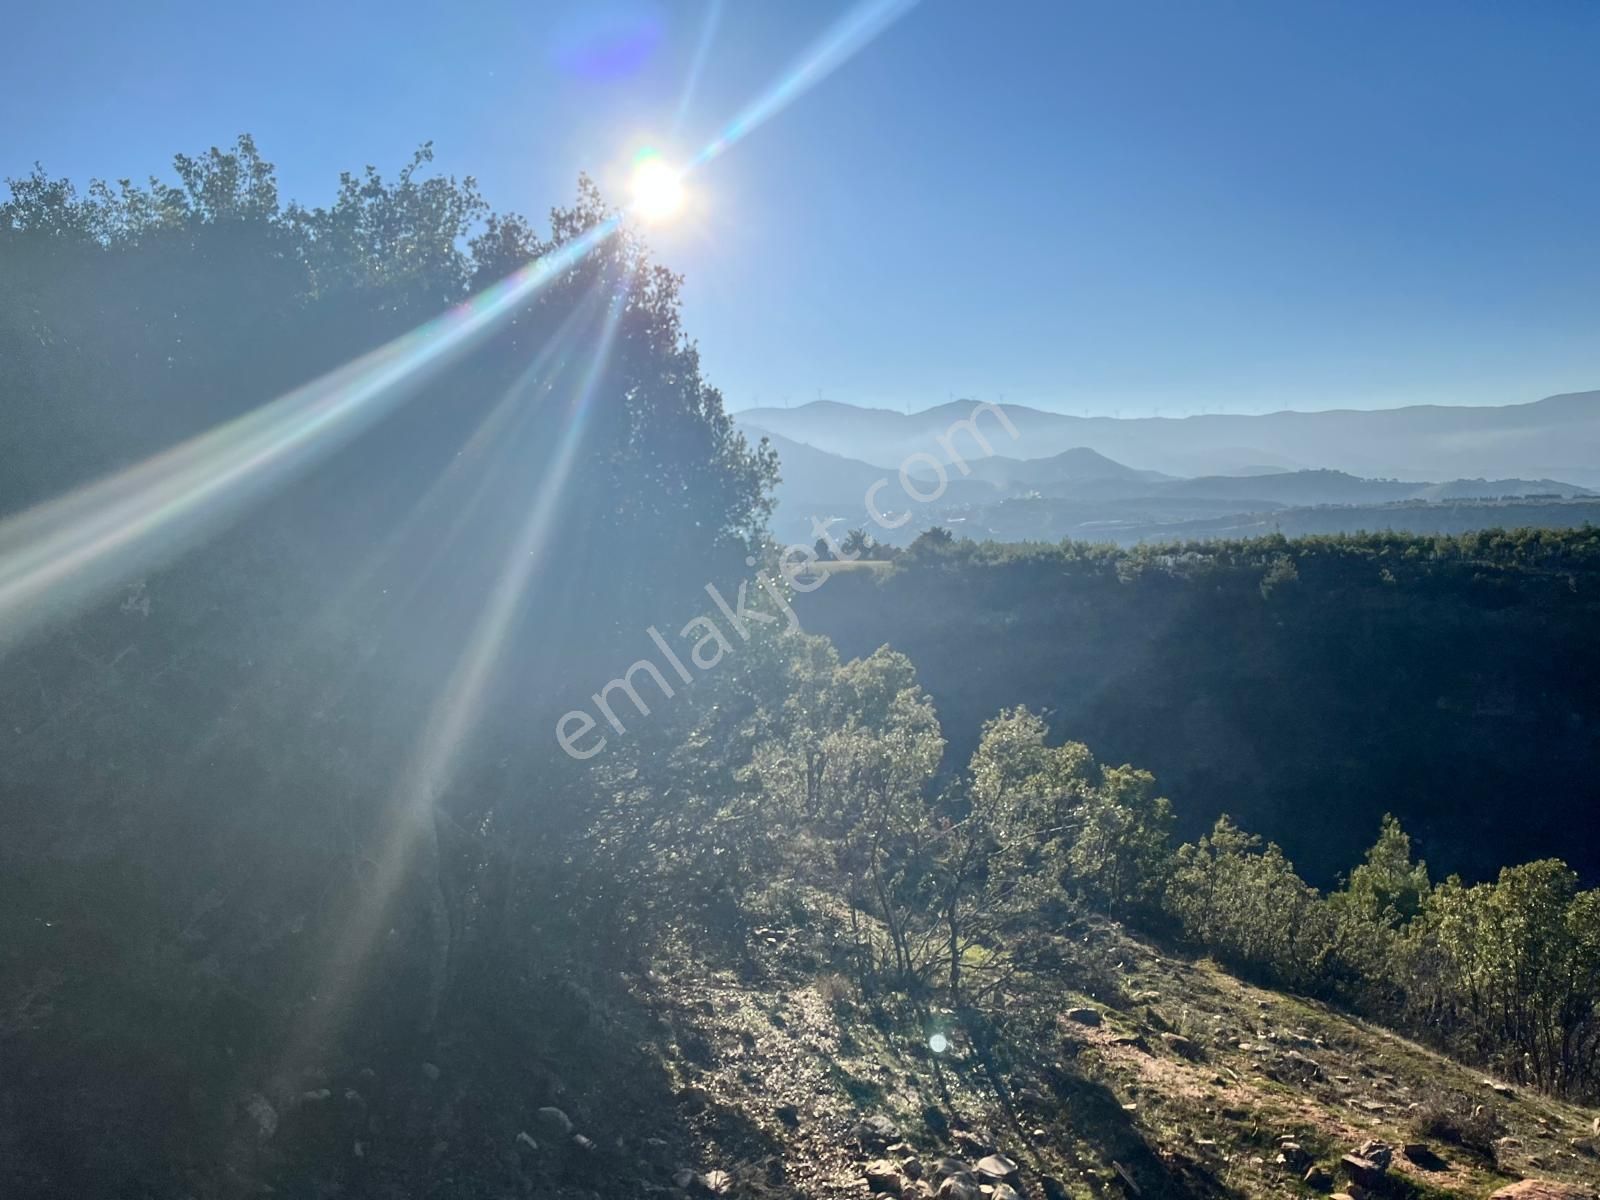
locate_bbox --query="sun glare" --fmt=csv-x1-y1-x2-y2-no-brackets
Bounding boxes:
629,152,686,222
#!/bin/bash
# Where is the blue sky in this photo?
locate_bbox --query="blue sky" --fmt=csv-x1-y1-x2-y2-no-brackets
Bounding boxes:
4,0,1598,417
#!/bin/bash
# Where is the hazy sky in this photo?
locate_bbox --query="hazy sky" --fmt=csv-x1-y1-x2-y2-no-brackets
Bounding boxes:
5,1,1598,417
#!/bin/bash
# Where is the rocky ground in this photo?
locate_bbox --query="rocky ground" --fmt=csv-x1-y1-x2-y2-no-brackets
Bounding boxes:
244,911,1600,1200
614,916,1600,1200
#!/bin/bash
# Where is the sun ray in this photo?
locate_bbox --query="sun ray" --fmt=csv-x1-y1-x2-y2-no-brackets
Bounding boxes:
282,276,636,1060
0,218,618,657
688,0,919,169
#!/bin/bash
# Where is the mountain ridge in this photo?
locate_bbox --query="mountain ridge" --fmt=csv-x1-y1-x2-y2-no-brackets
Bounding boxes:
736,390,1600,485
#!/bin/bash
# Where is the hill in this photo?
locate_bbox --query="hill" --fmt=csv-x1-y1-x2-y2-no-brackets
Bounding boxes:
735,392,1600,485
795,530,1600,889
175,907,1600,1200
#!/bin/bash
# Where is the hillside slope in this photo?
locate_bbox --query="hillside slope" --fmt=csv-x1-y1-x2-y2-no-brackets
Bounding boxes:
230,913,1599,1200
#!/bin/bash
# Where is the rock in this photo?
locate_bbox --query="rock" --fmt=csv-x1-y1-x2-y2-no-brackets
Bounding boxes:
923,1106,950,1138
1339,1156,1387,1188
900,1156,924,1181
1487,1184,1599,1200
865,1161,906,1195
992,1185,1023,1200
1161,1032,1201,1060
1401,1142,1446,1170
1277,1141,1311,1170
1110,1034,1151,1052
516,1131,538,1152
932,1157,972,1182
420,1062,441,1082
572,1134,595,1152
1065,1006,1102,1027
1039,1175,1070,1200
699,1169,733,1195
1355,1140,1392,1170
774,1103,799,1127
856,1114,901,1149
537,1106,574,1137
975,1153,1018,1180
1303,1165,1334,1191
673,1169,698,1190
300,1088,332,1103
936,1177,982,1200
952,1130,992,1157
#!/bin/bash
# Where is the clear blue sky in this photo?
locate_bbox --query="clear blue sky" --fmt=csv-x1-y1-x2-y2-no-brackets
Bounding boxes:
5,0,1598,416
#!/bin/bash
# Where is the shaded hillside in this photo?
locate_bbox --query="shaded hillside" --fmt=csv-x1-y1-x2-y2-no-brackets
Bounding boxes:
795,530,1600,888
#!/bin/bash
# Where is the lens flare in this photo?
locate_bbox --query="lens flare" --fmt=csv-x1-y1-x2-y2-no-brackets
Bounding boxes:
0,219,618,657
629,151,686,222
929,1033,949,1054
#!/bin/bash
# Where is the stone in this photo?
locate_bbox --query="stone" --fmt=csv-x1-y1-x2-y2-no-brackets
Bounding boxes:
300,1088,332,1103
700,1169,733,1195
774,1103,799,1127
1303,1165,1334,1191
1339,1156,1387,1188
952,1130,992,1157
936,1177,982,1200
923,1106,951,1137
1487,1185,1600,1200
900,1156,924,1181
537,1106,574,1136
1355,1140,1392,1170
856,1114,901,1149
516,1131,538,1152
1277,1142,1311,1170
1065,1006,1102,1027
572,1134,595,1152
1039,1175,1070,1200
865,1160,906,1195
992,1185,1023,1200
1161,1032,1201,1060
1401,1143,1446,1170
975,1154,1018,1180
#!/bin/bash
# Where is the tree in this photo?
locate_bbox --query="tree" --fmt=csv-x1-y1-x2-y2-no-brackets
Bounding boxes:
1419,861,1600,1097
841,527,874,558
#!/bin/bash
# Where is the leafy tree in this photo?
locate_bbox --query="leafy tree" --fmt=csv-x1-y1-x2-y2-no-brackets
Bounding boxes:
1418,861,1600,1097
841,527,874,558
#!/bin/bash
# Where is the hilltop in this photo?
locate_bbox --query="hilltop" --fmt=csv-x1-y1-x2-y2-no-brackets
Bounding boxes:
735,392,1600,487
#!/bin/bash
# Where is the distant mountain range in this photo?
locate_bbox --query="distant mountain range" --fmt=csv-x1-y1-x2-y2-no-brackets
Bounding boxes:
736,393,1598,546
736,389,1600,487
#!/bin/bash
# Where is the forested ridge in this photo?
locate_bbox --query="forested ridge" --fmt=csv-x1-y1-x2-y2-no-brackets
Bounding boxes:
2,141,1598,1200
799,529,1600,887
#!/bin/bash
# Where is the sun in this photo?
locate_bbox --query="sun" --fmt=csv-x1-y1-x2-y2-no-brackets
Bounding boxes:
629,151,686,223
